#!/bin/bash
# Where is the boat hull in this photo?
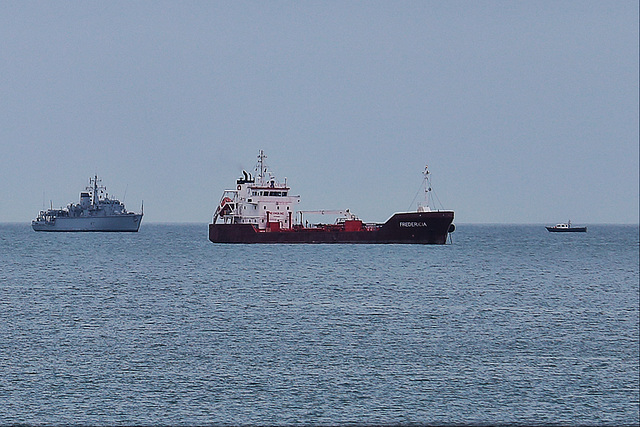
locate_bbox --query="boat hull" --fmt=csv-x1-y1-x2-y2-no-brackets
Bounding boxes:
32,214,143,232
546,226,587,233
209,211,454,244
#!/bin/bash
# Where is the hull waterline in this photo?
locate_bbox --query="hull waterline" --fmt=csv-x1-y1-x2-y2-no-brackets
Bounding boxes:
32,214,143,232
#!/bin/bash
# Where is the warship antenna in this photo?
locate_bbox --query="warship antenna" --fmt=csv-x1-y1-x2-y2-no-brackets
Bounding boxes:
92,175,98,206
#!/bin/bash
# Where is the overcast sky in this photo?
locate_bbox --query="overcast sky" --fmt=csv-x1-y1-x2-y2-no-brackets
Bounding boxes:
1,1,638,224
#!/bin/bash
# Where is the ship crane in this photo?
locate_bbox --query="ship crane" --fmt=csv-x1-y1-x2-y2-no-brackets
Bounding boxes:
298,209,357,225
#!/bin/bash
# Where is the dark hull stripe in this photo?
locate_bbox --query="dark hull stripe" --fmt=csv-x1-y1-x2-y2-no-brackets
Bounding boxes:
209,211,454,244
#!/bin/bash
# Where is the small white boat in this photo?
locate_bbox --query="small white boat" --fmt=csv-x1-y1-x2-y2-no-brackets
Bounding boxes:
546,220,587,233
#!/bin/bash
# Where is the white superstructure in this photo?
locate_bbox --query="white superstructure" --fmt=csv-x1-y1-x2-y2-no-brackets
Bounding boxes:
32,175,143,232
213,150,301,231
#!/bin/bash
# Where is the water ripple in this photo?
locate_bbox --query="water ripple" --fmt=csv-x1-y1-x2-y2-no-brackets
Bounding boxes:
0,223,638,425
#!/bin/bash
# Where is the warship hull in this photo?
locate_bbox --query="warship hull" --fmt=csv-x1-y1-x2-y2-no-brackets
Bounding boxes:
32,214,143,232
209,211,454,244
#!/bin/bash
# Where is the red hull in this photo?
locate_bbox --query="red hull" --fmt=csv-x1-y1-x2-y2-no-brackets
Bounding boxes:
209,211,454,244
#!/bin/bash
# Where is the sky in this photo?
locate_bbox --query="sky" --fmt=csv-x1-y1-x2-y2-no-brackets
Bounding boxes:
1,1,638,224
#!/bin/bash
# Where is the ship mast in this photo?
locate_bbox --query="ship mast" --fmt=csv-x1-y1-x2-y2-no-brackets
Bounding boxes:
417,165,433,212
92,175,98,206
88,175,104,207
256,149,267,186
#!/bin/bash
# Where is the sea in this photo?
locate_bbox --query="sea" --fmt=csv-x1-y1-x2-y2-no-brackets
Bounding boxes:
1,223,638,426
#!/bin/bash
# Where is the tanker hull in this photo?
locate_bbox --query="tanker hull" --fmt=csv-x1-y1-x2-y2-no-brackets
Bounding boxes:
209,211,454,244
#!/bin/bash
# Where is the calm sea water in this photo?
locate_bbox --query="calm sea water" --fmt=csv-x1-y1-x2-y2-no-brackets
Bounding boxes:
0,223,638,425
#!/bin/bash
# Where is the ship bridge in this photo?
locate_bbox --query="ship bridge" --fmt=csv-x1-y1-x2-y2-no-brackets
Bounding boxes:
213,150,300,230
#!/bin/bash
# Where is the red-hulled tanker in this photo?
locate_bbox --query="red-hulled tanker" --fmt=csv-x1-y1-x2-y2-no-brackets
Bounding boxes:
209,151,454,244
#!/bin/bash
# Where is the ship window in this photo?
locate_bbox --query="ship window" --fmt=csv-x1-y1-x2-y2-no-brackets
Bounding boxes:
283,192,287,196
